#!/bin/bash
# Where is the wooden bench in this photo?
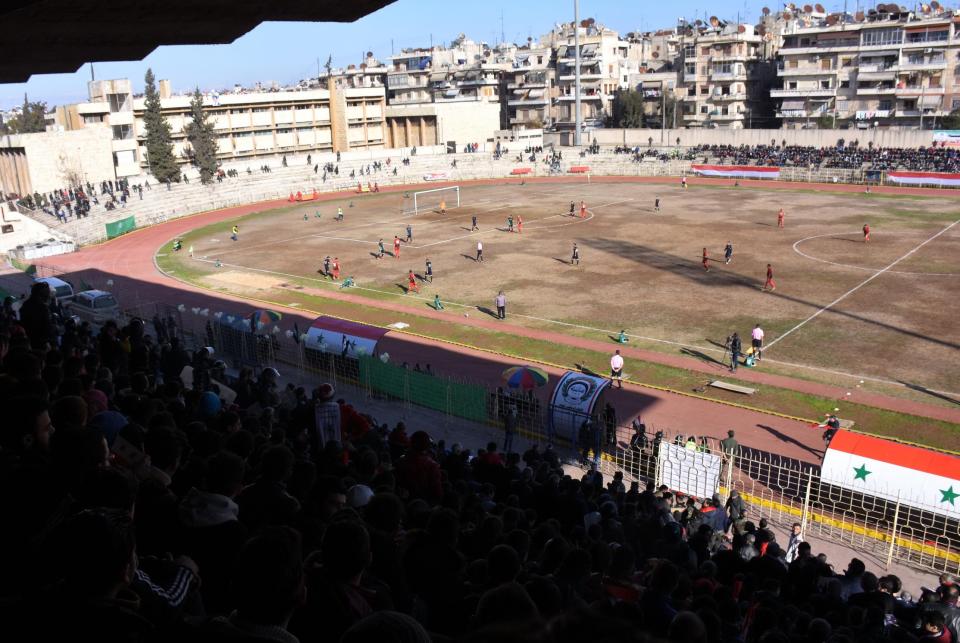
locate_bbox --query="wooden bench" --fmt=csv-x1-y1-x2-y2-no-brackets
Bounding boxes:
708,380,757,395
510,167,532,175
569,166,591,173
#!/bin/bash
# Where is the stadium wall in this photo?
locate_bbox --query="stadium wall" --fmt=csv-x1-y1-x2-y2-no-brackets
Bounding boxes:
587,128,936,150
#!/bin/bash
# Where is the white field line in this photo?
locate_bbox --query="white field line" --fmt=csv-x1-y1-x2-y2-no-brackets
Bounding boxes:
767,218,960,351
792,231,960,277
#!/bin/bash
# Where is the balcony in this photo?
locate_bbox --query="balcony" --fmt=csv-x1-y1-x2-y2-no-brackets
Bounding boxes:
710,92,747,101
770,87,837,97
777,66,838,76
896,85,946,96
682,94,701,101
777,109,808,118
506,80,547,89
898,60,948,71
683,73,701,83
557,93,603,101
507,97,550,106
855,86,897,95
558,73,603,81
711,71,747,81
709,112,744,121
710,54,749,62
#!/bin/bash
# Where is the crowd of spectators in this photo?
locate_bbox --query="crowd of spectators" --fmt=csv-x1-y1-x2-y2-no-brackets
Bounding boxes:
0,277,958,643
691,143,960,172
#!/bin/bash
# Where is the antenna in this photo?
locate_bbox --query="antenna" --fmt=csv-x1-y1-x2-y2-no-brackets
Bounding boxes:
500,9,505,45
90,62,95,82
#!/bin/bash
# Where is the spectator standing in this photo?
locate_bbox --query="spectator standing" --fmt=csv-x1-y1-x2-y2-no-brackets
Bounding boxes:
610,349,624,389
495,290,506,319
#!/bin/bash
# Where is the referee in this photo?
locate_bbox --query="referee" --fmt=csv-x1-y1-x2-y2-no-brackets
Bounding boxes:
751,324,765,362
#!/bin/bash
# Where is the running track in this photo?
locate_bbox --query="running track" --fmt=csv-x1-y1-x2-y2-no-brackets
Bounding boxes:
36,176,960,465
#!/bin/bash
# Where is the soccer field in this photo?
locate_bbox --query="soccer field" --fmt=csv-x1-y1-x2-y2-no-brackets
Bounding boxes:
171,179,960,396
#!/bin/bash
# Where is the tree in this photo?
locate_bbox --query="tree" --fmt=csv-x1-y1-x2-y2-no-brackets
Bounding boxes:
610,89,644,128
940,109,960,130
184,88,218,184
142,68,179,183
663,95,679,129
816,114,836,129
2,94,48,134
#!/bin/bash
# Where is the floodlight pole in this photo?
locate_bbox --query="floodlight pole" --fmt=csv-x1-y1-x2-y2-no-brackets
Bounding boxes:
574,0,582,147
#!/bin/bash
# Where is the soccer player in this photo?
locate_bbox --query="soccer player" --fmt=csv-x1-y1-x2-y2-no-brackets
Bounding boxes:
425,258,433,283
580,200,587,218
394,235,401,259
323,256,331,278
517,215,523,233
763,264,776,291
336,207,344,222
331,258,341,281
702,247,710,272
654,196,661,212
377,239,385,259
569,201,576,216
863,223,870,242
476,240,484,262
751,324,765,361
303,213,308,221
681,176,687,189
231,225,238,241
610,349,624,389
777,208,785,229
440,199,446,215
406,224,413,243
724,242,733,264
507,215,514,232
407,270,419,294
571,243,580,265
434,293,444,310
471,215,479,231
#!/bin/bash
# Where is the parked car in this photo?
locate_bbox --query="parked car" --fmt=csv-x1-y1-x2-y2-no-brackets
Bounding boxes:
64,289,120,325
34,276,75,303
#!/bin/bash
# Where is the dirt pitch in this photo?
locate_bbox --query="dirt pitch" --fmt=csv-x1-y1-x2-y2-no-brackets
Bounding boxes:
181,180,960,395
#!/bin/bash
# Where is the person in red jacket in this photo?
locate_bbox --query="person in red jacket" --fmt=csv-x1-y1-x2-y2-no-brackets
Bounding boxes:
396,431,442,501
702,247,710,272
863,223,871,242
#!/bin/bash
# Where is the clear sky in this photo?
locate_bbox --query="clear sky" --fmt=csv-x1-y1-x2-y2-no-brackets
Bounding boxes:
1,0,822,109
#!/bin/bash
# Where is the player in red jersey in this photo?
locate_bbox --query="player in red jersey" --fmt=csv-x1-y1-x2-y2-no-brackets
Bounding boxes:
763,263,776,291
777,208,785,228
702,247,710,272
863,223,870,242
394,235,401,259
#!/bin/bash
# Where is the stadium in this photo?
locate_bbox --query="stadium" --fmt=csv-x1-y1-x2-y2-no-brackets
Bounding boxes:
1,2,960,642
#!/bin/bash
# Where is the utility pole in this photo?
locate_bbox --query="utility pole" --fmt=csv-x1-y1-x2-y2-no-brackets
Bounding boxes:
501,9,506,45
574,0,582,147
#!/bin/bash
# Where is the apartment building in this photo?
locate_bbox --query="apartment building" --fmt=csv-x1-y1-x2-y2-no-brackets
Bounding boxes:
544,22,639,129
678,22,776,128
505,47,553,128
774,6,959,128
52,78,387,178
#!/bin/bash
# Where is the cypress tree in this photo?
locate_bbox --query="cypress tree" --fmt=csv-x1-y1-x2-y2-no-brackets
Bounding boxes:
142,68,179,183
185,88,218,184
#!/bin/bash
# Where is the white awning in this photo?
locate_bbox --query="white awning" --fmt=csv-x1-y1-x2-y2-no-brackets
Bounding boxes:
861,50,898,58
444,89,459,98
781,99,805,110
581,44,598,56
921,95,942,108
528,88,545,98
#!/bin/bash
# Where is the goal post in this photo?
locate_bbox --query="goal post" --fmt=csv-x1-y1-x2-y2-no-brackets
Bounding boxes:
406,185,460,215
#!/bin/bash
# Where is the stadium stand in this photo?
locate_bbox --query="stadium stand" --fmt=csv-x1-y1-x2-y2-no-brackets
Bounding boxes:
0,278,956,643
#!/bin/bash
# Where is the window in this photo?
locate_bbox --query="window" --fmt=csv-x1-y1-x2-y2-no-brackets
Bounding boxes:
252,107,269,113
107,93,130,112
840,80,850,88
83,115,104,124
788,60,799,69
111,124,134,140
820,80,831,89
821,58,832,70
861,28,902,47
879,100,892,111
702,47,710,56
685,63,696,75
952,98,960,110
906,29,948,43
700,86,709,94
930,74,942,88
684,46,695,58
700,105,708,113
788,81,798,89
841,57,853,67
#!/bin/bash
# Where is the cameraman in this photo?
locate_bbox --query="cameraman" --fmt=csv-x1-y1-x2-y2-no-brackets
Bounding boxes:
729,332,742,373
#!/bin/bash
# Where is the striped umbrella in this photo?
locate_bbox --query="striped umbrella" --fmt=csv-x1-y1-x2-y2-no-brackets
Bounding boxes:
249,309,282,330
502,365,549,390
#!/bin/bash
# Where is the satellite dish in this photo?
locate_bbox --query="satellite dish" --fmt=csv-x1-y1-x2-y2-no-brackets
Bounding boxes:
652,51,660,58
366,51,373,58
921,3,930,12
588,18,596,25
856,10,865,19
804,4,813,13
815,3,825,11
762,6,771,15
709,15,719,27
788,2,796,10
738,24,746,33
783,11,793,19
825,14,839,25
580,19,590,27
695,19,703,25
932,0,941,7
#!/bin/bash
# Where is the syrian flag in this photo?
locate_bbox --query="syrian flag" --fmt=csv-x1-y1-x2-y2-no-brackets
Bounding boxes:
691,164,780,180
886,171,960,187
822,430,960,518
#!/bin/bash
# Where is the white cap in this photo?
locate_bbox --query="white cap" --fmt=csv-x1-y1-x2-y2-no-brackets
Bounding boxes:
347,484,374,509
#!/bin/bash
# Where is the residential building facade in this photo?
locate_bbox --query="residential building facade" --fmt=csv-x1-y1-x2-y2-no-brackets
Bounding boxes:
774,6,959,129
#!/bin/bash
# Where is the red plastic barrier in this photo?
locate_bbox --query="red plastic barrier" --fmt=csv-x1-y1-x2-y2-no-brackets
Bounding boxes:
510,167,532,175
569,166,590,173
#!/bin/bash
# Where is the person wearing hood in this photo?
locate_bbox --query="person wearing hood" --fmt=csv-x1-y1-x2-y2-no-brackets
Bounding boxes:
178,450,248,614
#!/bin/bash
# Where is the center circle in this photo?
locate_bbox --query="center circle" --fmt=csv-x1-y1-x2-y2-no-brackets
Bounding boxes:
792,231,959,277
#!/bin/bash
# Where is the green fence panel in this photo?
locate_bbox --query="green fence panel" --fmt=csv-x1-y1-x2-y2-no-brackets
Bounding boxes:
360,357,489,423
104,215,137,239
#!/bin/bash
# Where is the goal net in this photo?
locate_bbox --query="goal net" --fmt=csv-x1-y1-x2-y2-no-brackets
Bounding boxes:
405,185,460,215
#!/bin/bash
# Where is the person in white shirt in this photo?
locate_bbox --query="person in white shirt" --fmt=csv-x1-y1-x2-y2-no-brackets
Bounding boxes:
610,349,624,389
476,240,484,262
751,324,765,361
495,290,506,319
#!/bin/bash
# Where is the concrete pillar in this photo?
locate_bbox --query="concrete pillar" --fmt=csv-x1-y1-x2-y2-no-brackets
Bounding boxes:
419,117,426,147
327,77,349,153
404,118,412,147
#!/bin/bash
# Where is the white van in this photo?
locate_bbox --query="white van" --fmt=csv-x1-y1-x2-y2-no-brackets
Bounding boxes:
35,277,75,303
64,290,120,325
